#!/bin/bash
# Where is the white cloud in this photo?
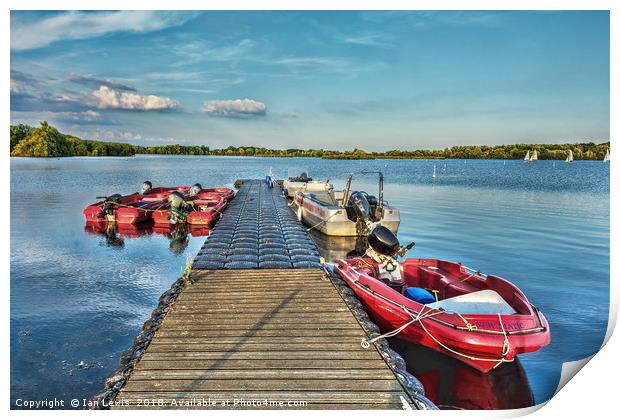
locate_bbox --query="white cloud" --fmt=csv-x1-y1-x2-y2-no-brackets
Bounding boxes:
91,86,179,111
11,11,197,51
172,38,256,65
342,33,392,47
203,99,267,118
79,129,177,143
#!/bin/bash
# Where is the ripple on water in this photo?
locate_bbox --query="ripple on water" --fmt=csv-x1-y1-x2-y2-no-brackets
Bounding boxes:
10,157,609,406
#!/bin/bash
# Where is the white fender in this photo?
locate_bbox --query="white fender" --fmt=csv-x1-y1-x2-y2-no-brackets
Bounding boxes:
296,204,303,222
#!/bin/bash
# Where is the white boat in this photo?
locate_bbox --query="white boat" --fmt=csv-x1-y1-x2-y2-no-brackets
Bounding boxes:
291,171,400,237
524,150,538,163
281,171,333,198
566,150,573,163
603,148,610,163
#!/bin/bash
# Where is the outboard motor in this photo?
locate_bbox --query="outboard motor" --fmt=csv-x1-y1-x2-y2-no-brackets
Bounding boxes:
140,181,152,196
366,226,415,292
97,194,122,219
188,183,202,196
167,191,192,224
290,172,312,182
346,191,371,222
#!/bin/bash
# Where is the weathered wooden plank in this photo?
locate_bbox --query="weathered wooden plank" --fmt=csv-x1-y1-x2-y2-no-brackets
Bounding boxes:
151,336,363,344
189,277,331,284
139,351,380,360
145,342,366,352
122,379,404,392
129,369,396,380
165,308,350,316
134,359,389,370
177,296,344,303
154,328,363,337
114,390,408,403
160,316,358,324
173,301,346,308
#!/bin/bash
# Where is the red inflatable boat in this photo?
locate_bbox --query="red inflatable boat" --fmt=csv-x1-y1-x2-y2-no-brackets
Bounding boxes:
83,182,234,226
151,190,229,227
83,183,188,224
334,257,550,373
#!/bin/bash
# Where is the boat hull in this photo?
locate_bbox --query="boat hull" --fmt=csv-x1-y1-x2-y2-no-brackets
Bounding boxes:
334,258,550,373
152,190,232,227
83,186,234,225
292,194,400,237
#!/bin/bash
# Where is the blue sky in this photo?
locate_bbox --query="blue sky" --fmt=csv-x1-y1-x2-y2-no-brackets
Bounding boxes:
10,10,610,150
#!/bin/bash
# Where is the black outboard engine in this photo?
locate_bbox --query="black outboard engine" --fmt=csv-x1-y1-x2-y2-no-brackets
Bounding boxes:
97,194,122,218
366,226,415,292
346,191,371,222
189,183,202,196
290,172,312,182
140,181,152,196
368,225,400,257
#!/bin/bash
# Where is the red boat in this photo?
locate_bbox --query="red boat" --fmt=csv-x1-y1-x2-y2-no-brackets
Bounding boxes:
200,187,235,202
83,182,189,224
151,190,230,227
334,256,550,373
83,182,234,226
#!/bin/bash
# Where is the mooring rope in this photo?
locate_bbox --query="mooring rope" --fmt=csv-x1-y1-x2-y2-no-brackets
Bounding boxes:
346,264,514,367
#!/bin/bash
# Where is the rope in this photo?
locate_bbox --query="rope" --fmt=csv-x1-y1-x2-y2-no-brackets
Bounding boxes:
304,211,339,232
348,264,514,367
361,304,440,348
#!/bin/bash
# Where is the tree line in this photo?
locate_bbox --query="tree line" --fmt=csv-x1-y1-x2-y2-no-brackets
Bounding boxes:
10,122,609,160
10,122,209,157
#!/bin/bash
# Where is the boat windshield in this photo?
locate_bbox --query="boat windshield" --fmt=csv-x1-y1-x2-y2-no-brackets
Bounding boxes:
287,167,312,182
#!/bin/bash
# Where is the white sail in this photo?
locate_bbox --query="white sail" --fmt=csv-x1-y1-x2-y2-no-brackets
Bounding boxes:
524,150,530,161
566,150,573,163
530,150,538,161
604,148,610,162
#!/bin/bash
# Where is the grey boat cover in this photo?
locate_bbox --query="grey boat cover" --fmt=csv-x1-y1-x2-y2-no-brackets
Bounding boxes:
427,289,516,315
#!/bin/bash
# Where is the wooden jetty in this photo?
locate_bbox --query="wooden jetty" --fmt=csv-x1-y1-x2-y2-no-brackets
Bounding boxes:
109,180,428,409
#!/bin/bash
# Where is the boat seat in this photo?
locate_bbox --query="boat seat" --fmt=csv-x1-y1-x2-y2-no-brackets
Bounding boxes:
428,289,516,315
443,280,479,298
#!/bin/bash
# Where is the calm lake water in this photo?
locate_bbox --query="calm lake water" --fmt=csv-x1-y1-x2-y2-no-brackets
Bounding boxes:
10,156,609,408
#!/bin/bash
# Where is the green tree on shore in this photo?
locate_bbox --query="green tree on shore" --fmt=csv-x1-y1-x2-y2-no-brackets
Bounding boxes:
9,122,609,160
11,121,74,157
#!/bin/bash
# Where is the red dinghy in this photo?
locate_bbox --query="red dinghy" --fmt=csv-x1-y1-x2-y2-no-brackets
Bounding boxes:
151,186,233,227
83,182,188,224
335,257,550,372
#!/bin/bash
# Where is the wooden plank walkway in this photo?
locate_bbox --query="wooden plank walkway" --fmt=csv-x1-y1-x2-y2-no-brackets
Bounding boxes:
113,269,414,409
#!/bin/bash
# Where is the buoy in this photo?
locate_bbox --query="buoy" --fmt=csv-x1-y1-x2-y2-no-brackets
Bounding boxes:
432,165,437,179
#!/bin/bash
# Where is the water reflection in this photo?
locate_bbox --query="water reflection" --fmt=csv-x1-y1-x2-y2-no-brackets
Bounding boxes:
389,338,534,409
84,222,209,254
307,230,368,261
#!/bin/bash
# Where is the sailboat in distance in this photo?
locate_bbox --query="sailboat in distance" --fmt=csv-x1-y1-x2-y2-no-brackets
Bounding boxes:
565,150,573,163
524,150,537,163
603,148,610,163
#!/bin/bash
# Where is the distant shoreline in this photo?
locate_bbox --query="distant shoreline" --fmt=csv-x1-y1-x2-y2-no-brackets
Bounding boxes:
10,122,610,161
